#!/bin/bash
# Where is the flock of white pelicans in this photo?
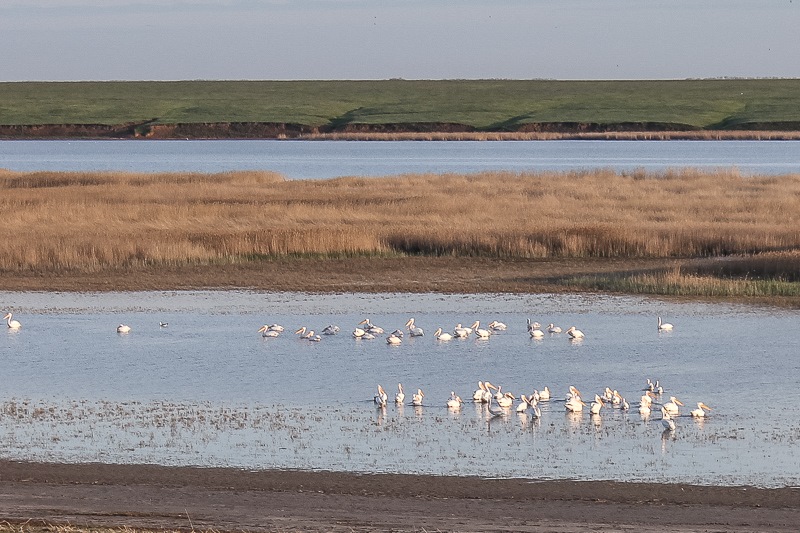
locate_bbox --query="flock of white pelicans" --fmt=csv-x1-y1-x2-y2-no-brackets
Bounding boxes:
373,378,712,433
6,311,707,430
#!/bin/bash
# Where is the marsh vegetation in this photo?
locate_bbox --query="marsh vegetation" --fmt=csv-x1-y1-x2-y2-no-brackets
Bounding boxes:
1,168,799,300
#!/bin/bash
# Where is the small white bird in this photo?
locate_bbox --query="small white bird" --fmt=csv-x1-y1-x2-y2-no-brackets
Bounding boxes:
4,313,21,329
658,317,674,331
690,402,713,418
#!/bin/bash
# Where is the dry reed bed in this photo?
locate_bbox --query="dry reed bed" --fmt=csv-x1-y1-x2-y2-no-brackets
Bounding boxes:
2,168,800,274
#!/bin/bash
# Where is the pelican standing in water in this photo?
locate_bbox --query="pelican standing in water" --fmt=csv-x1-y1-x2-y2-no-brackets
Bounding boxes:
690,402,713,418
658,317,674,331
116,324,131,334
434,327,453,341
395,383,405,404
4,313,21,329
411,388,425,406
516,395,531,413
538,386,551,401
374,385,388,407
566,326,585,339
590,395,605,415
663,396,684,416
405,318,424,337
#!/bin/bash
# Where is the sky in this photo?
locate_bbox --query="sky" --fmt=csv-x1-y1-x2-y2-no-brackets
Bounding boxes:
1,0,798,81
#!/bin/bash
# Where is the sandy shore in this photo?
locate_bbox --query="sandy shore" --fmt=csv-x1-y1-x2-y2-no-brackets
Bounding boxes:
0,461,797,532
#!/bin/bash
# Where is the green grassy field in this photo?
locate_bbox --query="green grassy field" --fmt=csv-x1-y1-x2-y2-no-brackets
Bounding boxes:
1,79,800,130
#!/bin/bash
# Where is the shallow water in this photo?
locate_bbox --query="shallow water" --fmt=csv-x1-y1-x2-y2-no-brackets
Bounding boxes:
1,291,798,487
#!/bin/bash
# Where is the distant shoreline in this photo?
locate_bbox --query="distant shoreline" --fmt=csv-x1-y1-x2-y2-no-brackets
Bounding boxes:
2,123,800,141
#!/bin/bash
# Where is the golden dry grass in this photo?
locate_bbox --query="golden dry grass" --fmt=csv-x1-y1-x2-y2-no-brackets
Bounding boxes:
2,168,800,278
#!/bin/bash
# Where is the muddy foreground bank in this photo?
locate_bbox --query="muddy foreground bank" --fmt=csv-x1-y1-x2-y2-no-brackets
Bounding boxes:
0,461,798,532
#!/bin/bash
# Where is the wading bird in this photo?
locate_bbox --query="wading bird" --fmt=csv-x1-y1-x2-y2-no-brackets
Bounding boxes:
258,325,280,337
690,402,713,418
658,316,674,331
395,383,405,404
566,326,585,339
4,313,21,329
434,327,453,341
405,318,424,337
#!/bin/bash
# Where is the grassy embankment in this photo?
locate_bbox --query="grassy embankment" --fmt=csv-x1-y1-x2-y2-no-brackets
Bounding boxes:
2,79,800,136
1,169,799,302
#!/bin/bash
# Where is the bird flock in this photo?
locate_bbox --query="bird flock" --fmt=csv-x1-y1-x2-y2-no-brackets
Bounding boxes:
5,309,710,432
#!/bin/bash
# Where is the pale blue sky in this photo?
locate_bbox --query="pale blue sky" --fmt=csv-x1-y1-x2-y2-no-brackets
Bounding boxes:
1,0,798,81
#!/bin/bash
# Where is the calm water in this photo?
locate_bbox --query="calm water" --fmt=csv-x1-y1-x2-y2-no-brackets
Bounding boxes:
1,139,799,177
1,291,798,487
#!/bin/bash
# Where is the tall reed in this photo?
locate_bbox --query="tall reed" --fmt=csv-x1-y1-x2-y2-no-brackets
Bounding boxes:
2,169,800,274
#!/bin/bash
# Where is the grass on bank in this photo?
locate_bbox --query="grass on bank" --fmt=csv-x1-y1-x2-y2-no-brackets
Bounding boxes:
2,79,800,129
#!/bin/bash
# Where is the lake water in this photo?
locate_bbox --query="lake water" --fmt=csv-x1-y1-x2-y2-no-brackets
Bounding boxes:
1,139,800,178
2,290,799,488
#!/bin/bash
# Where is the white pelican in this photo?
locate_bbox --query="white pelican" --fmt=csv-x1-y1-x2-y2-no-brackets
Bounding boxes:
116,324,131,334
374,385,388,407
473,381,487,402
566,326,584,339
386,333,402,345
258,325,280,337
361,332,376,340
488,320,507,331
4,313,21,329
658,317,674,331
352,327,366,338
516,395,530,413
473,321,492,339
481,381,498,403
639,392,655,415
405,318,424,337
446,392,463,409
295,327,320,341
529,326,544,339
565,385,581,402
434,327,453,341
411,388,424,406
359,318,384,334
539,386,551,401
526,319,542,333
263,323,284,332
565,396,586,412
663,396,684,416
390,329,405,338
690,402,712,418
661,407,676,431
321,324,340,335
159,322,169,328
453,323,472,338
590,395,604,415
547,323,562,334
395,383,405,404
497,392,515,408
